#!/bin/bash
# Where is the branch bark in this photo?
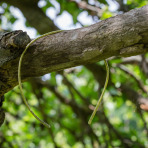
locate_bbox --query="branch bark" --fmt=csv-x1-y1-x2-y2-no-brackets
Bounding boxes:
0,5,148,96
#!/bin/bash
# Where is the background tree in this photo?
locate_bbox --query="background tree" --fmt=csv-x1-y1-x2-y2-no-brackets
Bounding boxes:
0,0,148,147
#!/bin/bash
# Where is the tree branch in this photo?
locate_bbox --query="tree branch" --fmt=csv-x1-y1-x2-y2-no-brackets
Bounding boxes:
0,5,148,96
1,0,58,34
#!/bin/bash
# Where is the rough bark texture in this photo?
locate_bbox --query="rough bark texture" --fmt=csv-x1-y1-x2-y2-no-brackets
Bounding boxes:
0,5,148,97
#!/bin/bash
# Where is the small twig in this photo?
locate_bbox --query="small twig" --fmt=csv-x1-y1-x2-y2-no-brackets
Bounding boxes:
117,64,148,95
88,60,109,124
69,0,102,17
18,30,64,129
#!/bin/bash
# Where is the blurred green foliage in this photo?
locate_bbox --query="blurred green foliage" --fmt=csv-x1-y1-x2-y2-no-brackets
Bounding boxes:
0,0,148,148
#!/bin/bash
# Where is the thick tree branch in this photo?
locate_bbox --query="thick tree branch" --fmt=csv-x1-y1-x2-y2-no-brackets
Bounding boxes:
1,0,58,34
0,5,148,96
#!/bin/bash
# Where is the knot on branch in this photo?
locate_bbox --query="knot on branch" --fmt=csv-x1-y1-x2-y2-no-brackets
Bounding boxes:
0,30,31,49
0,30,31,67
